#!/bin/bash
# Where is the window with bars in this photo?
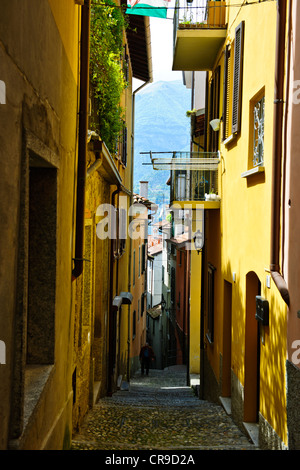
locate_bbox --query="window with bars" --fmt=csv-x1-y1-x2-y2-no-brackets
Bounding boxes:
253,96,265,166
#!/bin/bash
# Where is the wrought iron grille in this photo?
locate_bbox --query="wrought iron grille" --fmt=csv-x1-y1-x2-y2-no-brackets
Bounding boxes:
253,96,265,167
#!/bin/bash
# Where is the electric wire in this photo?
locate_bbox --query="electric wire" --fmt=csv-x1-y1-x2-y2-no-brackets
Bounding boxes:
90,0,277,10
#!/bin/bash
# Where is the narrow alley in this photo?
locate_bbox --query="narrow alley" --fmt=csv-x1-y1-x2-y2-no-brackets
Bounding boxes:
71,366,256,452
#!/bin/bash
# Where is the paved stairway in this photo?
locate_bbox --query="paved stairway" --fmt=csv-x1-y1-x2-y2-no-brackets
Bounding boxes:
71,366,257,451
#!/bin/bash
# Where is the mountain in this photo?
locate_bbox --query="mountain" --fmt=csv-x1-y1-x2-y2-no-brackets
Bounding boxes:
133,80,191,206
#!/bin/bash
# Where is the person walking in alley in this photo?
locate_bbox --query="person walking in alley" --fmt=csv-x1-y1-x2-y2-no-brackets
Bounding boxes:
139,342,155,375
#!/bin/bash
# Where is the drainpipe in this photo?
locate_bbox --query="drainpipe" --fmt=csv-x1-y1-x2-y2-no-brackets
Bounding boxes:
72,0,91,280
270,0,290,306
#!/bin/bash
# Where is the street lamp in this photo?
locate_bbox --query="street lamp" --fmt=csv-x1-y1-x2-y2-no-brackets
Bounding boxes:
193,229,203,254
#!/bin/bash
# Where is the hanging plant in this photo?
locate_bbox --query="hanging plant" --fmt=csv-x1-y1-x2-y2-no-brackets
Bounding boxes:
90,0,128,153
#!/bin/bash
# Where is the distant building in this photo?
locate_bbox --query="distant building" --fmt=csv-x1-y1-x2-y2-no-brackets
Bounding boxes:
130,183,157,376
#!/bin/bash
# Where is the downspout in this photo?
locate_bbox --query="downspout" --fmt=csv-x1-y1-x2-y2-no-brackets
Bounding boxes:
270,0,290,306
72,0,90,280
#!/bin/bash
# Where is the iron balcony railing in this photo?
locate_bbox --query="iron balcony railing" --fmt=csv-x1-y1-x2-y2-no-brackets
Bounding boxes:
173,0,226,44
143,151,220,202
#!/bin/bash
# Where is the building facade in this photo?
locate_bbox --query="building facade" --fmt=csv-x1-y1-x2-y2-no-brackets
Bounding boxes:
170,0,299,449
0,0,152,449
0,0,82,450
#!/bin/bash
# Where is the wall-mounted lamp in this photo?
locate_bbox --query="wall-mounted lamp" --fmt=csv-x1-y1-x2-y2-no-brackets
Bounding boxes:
161,297,166,310
210,118,221,132
193,229,203,254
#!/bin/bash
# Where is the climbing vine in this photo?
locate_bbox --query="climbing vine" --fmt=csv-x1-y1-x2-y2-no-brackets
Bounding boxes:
90,0,128,153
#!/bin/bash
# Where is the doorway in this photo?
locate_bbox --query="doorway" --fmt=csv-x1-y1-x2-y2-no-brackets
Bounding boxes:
244,272,261,423
222,280,232,397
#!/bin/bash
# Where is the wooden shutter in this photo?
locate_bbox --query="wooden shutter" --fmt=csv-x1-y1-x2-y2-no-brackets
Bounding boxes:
141,243,146,274
209,66,220,152
222,45,229,141
122,126,127,166
232,21,244,134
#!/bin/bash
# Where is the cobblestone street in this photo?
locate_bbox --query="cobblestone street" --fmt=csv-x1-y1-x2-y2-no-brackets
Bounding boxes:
71,366,257,452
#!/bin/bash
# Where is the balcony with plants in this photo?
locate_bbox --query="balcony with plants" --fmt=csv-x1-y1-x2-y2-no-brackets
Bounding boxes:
173,0,227,71
146,150,221,206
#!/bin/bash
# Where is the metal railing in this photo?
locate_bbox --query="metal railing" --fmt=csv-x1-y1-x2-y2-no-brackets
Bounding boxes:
173,0,226,45
167,151,220,202
143,150,220,202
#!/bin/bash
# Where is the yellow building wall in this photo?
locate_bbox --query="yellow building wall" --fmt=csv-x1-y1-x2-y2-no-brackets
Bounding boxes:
189,250,201,374
48,0,81,80
205,0,288,445
130,235,147,369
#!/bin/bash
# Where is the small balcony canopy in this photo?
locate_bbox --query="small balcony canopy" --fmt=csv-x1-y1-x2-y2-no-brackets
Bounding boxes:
142,151,220,171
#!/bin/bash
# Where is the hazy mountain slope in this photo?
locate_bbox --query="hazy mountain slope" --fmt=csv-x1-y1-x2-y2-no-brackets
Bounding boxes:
133,80,191,205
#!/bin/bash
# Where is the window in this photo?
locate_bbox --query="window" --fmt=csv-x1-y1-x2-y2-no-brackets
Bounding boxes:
121,126,127,167
209,66,221,152
123,45,129,83
141,243,146,274
252,95,265,166
222,44,231,141
119,207,127,253
232,21,244,134
138,245,141,277
245,89,265,173
222,22,244,140
141,293,144,317
133,250,135,286
206,263,216,344
132,310,136,339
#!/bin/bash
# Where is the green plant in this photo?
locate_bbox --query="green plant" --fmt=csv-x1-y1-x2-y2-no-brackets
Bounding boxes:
186,109,196,117
90,0,128,153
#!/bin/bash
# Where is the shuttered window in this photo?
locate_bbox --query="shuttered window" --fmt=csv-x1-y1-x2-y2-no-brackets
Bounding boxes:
141,243,146,274
121,126,127,166
222,45,230,141
232,21,244,134
209,65,221,152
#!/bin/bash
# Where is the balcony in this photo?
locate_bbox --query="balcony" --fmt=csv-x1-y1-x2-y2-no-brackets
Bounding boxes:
144,151,221,208
173,0,227,71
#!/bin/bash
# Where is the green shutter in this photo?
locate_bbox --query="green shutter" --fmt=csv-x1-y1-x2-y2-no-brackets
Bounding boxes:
222,45,229,141
232,21,244,134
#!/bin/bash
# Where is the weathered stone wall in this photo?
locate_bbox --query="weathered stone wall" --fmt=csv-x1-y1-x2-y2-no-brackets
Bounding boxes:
0,0,79,449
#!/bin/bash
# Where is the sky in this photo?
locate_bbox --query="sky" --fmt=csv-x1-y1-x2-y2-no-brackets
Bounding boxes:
133,6,183,90
149,15,182,82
